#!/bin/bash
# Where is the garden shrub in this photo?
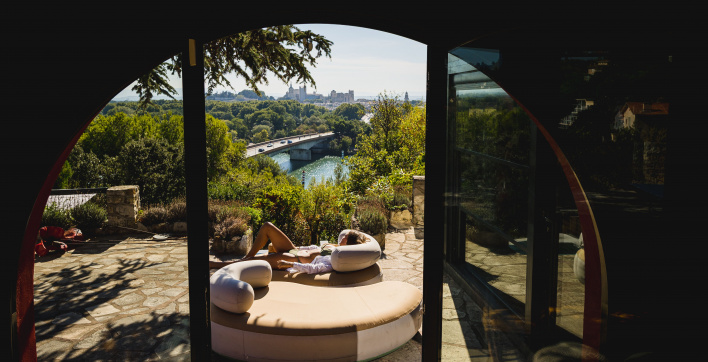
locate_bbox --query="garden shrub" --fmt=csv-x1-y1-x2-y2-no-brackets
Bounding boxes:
207,200,261,239
289,213,312,246
357,207,388,236
316,211,348,244
390,185,411,211
208,179,251,202
254,184,305,244
356,194,387,217
207,202,223,223
299,180,352,245
166,198,187,223
239,206,262,230
214,216,249,241
139,205,169,226
70,201,107,231
365,178,394,209
116,138,186,205
41,203,73,229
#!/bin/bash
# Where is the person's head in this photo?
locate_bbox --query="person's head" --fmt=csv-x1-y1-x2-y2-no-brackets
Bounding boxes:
341,230,366,246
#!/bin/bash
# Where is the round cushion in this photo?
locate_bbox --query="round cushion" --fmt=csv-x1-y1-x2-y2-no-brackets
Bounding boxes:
574,248,585,284
331,230,382,272
210,260,272,314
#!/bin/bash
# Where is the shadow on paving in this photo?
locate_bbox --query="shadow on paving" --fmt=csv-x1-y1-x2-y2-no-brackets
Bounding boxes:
37,311,190,360
34,255,189,360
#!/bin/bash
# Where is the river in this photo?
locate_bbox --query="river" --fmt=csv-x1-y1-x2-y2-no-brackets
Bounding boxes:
270,152,349,188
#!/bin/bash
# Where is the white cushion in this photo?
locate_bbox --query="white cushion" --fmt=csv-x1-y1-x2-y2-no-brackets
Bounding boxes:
331,230,382,272
210,260,272,314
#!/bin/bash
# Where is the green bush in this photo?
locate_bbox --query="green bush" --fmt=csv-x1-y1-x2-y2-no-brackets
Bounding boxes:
357,194,387,216
70,202,107,231
139,205,169,226
207,200,260,239
41,203,73,229
214,216,249,240
116,138,186,205
357,207,388,235
239,206,262,230
166,199,187,223
390,185,411,211
208,181,250,202
254,184,304,244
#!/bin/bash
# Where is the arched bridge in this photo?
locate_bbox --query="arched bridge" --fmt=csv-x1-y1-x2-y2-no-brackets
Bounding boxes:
245,132,335,160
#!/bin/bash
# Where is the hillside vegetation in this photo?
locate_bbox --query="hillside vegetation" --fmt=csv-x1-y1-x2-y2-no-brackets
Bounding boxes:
50,94,425,245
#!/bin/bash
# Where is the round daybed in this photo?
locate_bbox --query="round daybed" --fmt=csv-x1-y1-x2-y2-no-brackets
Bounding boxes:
210,240,422,361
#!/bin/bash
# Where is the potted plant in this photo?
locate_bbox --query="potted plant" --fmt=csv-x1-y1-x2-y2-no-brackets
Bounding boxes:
356,206,388,251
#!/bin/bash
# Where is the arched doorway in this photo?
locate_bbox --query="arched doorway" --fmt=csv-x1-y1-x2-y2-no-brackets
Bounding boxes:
20,24,438,361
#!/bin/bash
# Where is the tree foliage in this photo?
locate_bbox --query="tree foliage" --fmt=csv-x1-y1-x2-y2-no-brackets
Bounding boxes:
116,138,185,206
345,93,426,196
333,103,365,121
134,25,333,108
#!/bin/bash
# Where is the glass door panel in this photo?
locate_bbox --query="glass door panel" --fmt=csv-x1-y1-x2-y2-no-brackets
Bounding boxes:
445,48,533,358
448,49,532,315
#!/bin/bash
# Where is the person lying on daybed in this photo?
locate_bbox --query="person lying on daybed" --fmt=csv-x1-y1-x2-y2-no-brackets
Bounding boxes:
208,222,372,274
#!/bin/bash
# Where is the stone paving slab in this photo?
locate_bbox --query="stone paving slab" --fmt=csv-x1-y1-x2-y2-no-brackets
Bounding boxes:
34,235,191,360
33,228,517,361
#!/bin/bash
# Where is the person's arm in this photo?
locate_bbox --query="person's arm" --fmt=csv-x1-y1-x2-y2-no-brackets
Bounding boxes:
338,229,351,245
278,257,333,274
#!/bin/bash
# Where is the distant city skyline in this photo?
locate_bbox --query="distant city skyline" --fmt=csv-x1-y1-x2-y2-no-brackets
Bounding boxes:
112,24,427,101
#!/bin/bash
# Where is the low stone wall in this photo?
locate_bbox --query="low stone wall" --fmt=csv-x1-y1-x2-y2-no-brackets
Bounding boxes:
390,209,412,228
387,176,424,237
106,185,140,230
412,176,424,239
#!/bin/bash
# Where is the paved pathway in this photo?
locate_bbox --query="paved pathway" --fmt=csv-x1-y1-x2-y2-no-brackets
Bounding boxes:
33,227,521,361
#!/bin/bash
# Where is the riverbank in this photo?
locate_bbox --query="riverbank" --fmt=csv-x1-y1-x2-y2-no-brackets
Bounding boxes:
271,152,349,188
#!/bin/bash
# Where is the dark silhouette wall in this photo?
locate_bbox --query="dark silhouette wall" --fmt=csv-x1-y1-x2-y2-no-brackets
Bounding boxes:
4,2,705,360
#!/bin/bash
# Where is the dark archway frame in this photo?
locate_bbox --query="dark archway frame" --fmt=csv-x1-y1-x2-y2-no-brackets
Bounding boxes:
9,4,692,361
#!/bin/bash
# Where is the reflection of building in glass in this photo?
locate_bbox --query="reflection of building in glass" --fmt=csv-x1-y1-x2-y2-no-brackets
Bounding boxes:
560,99,594,129
585,58,609,81
613,102,669,130
614,101,670,185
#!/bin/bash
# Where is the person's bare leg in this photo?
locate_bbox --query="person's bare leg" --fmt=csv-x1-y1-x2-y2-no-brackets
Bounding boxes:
210,223,296,270
260,252,299,270
244,222,297,259
209,252,299,270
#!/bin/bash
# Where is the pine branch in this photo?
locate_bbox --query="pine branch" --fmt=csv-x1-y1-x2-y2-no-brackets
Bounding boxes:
135,25,333,108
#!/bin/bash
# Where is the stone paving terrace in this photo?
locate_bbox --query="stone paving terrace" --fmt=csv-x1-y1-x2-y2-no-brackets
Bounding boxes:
33,227,524,361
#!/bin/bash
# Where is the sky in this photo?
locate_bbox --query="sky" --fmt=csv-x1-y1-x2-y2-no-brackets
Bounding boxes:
112,24,427,101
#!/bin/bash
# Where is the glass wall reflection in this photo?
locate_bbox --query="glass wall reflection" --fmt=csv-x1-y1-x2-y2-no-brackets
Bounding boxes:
448,50,531,318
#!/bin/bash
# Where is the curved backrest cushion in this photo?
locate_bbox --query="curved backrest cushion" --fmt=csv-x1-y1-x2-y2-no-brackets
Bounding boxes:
210,260,272,314
331,230,382,272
